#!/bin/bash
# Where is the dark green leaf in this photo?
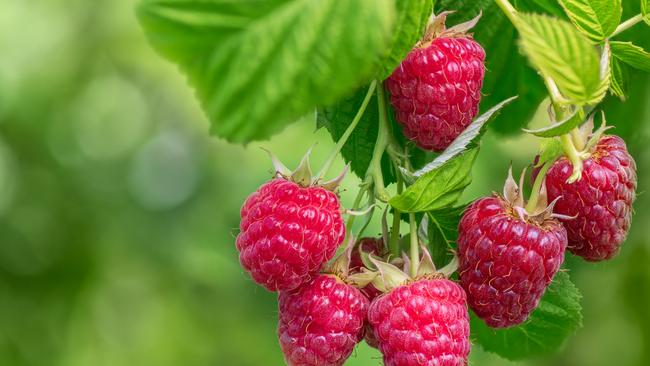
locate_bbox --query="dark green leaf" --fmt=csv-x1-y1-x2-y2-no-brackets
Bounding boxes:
317,86,396,184
136,0,394,143
472,271,583,360
426,205,466,268
389,148,479,213
611,41,650,73
377,0,433,79
558,0,622,42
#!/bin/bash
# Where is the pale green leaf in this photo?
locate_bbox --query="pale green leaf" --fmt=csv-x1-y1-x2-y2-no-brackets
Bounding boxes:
643,0,650,26
516,13,603,105
611,41,650,73
472,271,583,360
609,56,628,99
558,0,621,42
378,0,433,79
389,148,478,213
136,0,394,143
523,109,583,137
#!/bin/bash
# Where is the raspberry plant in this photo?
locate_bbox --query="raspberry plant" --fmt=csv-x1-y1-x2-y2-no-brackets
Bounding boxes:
136,0,648,364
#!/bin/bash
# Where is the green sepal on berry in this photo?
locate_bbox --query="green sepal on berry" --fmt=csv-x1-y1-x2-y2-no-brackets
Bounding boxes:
263,147,349,191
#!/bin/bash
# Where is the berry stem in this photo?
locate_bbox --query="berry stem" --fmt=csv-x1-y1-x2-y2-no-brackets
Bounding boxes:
367,82,391,202
388,174,403,256
345,186,367,235
494,0,519,26
610,14,644,38
409,213,419,278
525,159,553,214
560,134,584,183
315,80,377,181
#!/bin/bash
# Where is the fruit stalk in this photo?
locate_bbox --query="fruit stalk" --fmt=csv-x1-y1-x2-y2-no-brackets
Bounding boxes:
389,175,403,256
409,213,419,277
493,0,519,25
525,159,553,213
316,80,377,180
367,82,391,202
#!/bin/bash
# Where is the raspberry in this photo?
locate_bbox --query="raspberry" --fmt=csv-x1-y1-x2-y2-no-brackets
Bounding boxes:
278,274,369,366
368,278,470,366
386,36,485,152
236,178,345,291
457,196,567,328
545,135,637,261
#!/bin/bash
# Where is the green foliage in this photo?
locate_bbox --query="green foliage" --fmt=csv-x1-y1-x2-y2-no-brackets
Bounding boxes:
536,137,564,166
558,0,621,42
523,109,584,137
136,0,394,143
471,271,583,360
611,41,650,73
643,0,650,26
437,0,547,134
316,87,395,184
610,56,628,99
377,0,433,79
516,13,605,105
411,97,516,175
389,148,478,213
426,205,465,268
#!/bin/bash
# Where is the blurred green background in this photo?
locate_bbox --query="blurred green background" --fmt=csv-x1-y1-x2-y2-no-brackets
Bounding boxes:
0,1,648,365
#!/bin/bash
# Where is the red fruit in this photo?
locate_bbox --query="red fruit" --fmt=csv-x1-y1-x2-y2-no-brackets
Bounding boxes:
545,135,637,261
457,196,567,328
386,36,485,152
367,279,470,366
236,178,345,292
278,274,369,366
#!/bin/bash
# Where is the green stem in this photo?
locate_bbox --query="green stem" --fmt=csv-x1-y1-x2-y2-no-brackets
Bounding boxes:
409,213,419,278
367,82,390,202
316,80,377,181
388,175,403,256
560,134,584,183
525,159,553,213
494,0,519,25
611,14,644,38
345,186,367,234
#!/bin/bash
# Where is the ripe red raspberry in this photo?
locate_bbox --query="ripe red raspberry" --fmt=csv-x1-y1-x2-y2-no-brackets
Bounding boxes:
545,135,637,261
457,196,567,328
386,34,485,152
278,274,369,366
236,178,345,291
367,278,470,366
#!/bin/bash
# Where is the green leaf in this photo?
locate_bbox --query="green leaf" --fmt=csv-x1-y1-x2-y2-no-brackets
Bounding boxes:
536,137,564,166
377,0,433,79
514,0,567,17
437,1,547,135
389,148,478,213
425,206,465,268
136,0,394,143
472,271,583,360
558,0,622,42
643,0,650,26
516,13,603,105
411,96,517,176
523,108,583,137
610,41,650,73
316,86,393,183
609,56,628,99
